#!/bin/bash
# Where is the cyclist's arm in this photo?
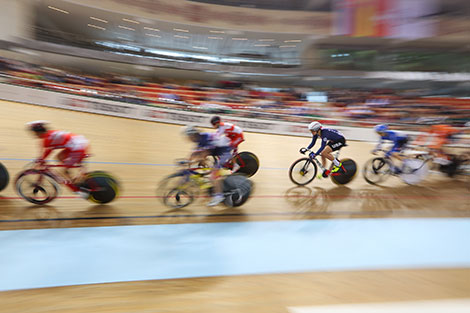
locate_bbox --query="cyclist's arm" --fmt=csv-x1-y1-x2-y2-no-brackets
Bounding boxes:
189,149,209,163
376,132,393,151
374,138,384,151
231,133,244,147
307,135,318,150
40,147,53,160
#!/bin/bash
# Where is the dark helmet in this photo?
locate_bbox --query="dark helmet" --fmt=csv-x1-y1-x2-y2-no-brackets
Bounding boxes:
26,120,49,133
210,116,221,126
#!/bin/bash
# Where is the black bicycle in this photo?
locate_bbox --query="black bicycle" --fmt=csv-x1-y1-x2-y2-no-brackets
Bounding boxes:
289,148,357,186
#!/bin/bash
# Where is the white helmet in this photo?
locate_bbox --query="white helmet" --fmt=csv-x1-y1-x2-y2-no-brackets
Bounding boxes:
308,121,322,132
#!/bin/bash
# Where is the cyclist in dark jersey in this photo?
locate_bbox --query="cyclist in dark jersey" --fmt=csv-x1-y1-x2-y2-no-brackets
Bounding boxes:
300,121,346,177
183,125,232,206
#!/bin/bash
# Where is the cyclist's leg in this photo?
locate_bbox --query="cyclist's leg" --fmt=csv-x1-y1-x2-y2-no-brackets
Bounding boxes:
62,149,89,196
208,148,231,206
326,139,346,173
388,139,407,173
320,146,333,167
56,149,73,183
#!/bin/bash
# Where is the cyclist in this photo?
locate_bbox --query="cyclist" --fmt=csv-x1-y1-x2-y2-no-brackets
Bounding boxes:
210,116,244,171
416,123,463,165
183,125,232,206
372,124,408,174
26,120,90,198
299,121,346,177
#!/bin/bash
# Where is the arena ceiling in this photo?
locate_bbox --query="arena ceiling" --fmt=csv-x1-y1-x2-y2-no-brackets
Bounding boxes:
35,0,470,61
35,0,316,62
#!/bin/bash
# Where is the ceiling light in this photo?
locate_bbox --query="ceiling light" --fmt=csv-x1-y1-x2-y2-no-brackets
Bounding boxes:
210,30,225,33
90,17,108,23
145,33,161,38
280,45,296,48
88,24,106,30
122,18,140,24
258,39,275,42
143,26,160,32
118,25,135,31
254,44,270,47
284,40,302,43
174,28,189,32
174,35,189,39
48,6,69,14
208,36,223,40
193,46,208,50
232,38,248,40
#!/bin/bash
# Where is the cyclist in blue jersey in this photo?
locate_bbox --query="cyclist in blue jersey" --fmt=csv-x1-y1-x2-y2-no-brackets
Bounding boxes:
299,121,347,177
183,125,233,206
372,124,408,174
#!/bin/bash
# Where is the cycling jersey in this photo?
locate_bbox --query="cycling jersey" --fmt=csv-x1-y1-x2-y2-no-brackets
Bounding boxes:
195,132,232,168
39,130,89,166
216,122,244,148
375,130,408,157
307,128,345,155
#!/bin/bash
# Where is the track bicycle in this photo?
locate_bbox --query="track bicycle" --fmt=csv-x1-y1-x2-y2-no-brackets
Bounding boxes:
362,150,430,185
15,159,120,205
158,159,253,209
289,147,357,186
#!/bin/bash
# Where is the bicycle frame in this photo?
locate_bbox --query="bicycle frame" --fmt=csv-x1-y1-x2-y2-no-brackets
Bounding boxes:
31,163,84,192
304,149,342,173
166,162,231,197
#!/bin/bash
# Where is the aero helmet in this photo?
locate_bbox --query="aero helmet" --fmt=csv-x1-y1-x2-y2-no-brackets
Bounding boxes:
26,120,49,133
374,124,388,133
308,121,322,132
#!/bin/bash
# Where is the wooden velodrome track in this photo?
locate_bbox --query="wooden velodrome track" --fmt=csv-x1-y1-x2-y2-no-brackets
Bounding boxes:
0,100,469,312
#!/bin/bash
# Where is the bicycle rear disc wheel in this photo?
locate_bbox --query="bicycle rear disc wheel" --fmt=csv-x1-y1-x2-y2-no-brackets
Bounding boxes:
331,158,357,185
362,157,391,185
15,170,59,205
289,158,317,186
82,172,120,204
223,174,253,207
0,162,9,192
234,152,260,177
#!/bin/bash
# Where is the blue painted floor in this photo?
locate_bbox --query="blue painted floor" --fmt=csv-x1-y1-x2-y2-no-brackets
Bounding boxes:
0,218,469,291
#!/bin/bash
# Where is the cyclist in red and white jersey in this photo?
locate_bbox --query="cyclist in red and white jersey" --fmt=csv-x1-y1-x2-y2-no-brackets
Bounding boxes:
210,116,244,171
26,120,89,196
210,116,244,154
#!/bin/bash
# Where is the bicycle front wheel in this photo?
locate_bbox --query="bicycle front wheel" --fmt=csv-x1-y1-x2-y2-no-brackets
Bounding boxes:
362,157,391,185
163,187,195,209
289,158,317,186
15,169,59,204
158,172,198,209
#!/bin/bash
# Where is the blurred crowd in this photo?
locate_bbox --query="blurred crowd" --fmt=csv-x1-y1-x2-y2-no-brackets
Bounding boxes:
1,57,469,130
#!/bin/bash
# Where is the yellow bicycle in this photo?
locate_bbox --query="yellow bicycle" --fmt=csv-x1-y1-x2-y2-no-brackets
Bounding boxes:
157,160,253,209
